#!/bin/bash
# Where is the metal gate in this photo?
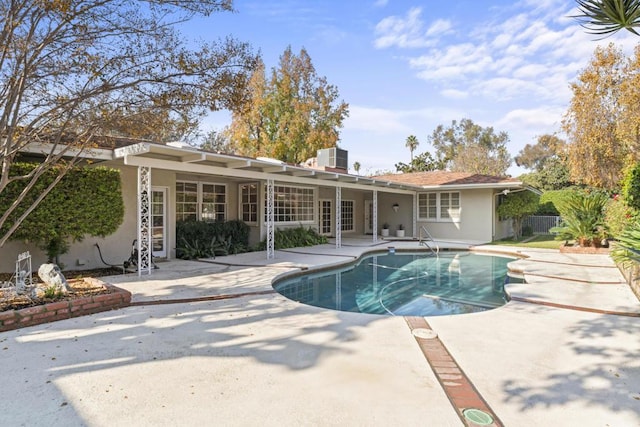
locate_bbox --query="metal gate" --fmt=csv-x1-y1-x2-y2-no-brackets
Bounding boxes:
522,215,561,235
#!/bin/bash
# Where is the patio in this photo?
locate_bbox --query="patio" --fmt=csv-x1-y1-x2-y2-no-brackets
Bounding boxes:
1,241,639,426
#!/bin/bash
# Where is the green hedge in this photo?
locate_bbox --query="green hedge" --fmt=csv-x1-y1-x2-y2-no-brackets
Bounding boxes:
0,163,124,262
255,225,327,250
176,220,250,259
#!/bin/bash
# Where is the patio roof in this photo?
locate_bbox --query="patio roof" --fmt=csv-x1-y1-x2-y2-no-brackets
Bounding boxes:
112,142,422,194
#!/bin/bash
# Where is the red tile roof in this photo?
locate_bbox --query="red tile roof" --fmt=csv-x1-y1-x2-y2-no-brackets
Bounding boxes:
373,171,520,186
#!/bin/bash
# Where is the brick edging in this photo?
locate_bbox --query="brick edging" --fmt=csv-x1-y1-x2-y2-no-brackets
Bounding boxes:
0,281,131,332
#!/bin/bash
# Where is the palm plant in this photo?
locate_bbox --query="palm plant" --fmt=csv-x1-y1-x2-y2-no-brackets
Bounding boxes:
574,0,640,36
550,191,608,246
611,221,640,267
405,135,419,161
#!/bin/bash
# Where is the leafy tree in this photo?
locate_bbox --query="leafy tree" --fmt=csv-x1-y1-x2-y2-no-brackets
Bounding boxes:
496,191,540,239
405,135,420,161
519,158,574,191
574,0,640,36
562,44,627,190
229,47,349,163
1,164,124,264
428,118,512,176
395,151,443,173
621,162,640,211
353,161,361,175
200,129,234,154
515,134,566,171
0,0,258,247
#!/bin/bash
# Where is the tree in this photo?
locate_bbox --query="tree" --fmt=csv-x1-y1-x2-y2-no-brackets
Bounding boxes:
515,134,566,171
427,118,512,176
395,151,443,173
516,134,573,191
0,0,259,247
574,0,640,36
200,129,234,154
519,158,573,191
496,191,540,239
405,135,419,161
229,47,349,163
562,44,628,190
353,161,361,175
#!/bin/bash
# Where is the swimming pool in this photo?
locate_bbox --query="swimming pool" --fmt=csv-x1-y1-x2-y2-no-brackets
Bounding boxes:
274,251,518,316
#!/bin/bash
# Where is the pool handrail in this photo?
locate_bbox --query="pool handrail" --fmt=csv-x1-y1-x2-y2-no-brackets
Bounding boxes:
419,226,439,256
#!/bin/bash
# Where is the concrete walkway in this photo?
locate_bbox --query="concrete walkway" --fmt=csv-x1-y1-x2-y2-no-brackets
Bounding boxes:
1,241,639,426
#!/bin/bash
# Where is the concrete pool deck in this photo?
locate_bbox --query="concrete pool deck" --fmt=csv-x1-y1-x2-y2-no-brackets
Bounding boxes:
1,240,639,426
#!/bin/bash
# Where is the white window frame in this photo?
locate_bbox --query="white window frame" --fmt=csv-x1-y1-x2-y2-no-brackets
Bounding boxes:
239,182,259,224
264,184,316,224
418,192,460,222
341,199,355,232
176,180,227,222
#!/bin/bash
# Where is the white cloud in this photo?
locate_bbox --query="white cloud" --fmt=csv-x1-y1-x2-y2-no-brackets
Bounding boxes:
374,7,450,49
441,89,468,99
373,0,388,7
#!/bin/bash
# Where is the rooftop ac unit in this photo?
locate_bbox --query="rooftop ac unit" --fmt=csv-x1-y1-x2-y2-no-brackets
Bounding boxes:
317,147,348,170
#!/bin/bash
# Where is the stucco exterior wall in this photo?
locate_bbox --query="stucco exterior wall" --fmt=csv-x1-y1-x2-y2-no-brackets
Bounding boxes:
417,189,494,243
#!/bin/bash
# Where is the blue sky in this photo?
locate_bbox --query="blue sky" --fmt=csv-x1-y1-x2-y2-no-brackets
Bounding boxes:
184,0,638,176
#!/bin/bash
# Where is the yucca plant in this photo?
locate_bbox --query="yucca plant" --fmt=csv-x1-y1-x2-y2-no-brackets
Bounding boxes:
574,0,640,36
550,191,608,246
611,221,640,267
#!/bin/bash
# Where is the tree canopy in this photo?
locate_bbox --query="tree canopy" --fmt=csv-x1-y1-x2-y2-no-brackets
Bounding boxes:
497,191,540,239
395,151,444,173
405,135,419,161
228,47,349,164
427,118,512,176
561,43,639,190
0,0,259,246
516,134,573,191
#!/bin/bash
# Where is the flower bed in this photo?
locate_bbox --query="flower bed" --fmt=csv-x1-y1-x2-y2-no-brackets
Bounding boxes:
0,278,131,332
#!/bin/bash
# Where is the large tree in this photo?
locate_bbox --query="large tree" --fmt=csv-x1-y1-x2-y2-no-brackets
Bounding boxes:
562,44,629,190
229,47,349,164
405,135,419,161
0,0,258,247
516,134,573,191
574,0,640,36
427,118,512,176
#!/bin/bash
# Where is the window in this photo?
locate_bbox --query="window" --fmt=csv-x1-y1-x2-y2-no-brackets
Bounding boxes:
265,185,315,223
341,200,355,232
176,182,198,222
418,192,460,221
240,183,258,223
176,181,226,222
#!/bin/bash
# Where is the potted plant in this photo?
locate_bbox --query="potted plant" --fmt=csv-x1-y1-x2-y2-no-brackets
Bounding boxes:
381,223,390,237
396,224,405,238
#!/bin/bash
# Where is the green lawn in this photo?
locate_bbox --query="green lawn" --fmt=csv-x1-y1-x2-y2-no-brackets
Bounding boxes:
490,234,567,250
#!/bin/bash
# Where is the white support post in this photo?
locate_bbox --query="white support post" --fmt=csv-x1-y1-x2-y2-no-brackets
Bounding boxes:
266,179,275,260
413,192,418,239
335,186,342,249
137,166,152,276
372,190,378,244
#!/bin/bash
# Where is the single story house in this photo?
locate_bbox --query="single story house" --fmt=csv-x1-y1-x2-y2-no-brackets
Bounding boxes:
0,141,526,274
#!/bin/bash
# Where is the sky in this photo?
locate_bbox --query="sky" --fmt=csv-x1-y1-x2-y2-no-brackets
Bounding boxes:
182,0,638,177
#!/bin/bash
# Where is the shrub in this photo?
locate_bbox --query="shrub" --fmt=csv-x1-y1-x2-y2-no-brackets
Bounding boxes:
549,191,608,247
621,163,640,211
176,220,250,259
604,195,635,239
255,225,328,250
0,163,124,263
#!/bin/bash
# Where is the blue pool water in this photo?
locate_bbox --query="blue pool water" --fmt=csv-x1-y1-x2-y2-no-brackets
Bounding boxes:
274,252,517,316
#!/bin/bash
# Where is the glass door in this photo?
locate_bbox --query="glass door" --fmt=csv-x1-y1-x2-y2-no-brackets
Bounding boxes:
151,187,167,258
318,199,332,235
